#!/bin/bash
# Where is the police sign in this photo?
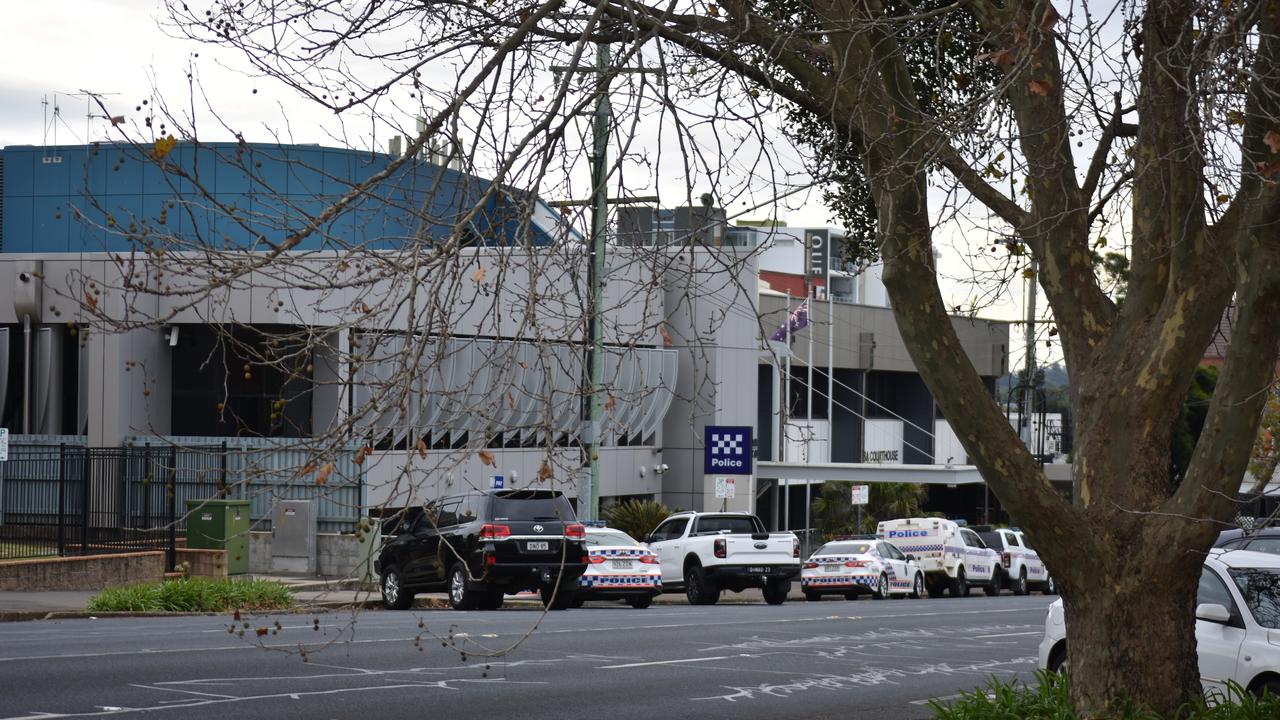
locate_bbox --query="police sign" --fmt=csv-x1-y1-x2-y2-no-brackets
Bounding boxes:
704,425,752,475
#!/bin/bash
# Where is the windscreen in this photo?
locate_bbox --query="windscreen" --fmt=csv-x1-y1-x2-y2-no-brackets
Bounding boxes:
489,491,577,522
818,542,871,555
1229,568,1280,629
585,531,639,547
694,515,760,535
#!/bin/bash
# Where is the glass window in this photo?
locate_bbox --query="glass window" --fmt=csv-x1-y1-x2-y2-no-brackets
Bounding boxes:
817,542,871,555
489,490,576,521
1019,533,1035,551
586,530,640,547
1005,532,1022,548
977,532,1002,549
457,494,479,524
1229,568,1280,629
882,543,906,560
692,515,759,535
1245,538,1280,556
651,518,689,542
962,530,986,548
1197,567,1237,612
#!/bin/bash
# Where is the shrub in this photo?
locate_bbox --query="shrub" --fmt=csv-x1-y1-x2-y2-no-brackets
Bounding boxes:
602,498,673,542
929,673,1280,720
87,577,294,612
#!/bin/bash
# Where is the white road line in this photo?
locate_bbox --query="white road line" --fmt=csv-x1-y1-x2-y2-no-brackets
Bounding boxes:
598,656,739,669
972,631,1042,639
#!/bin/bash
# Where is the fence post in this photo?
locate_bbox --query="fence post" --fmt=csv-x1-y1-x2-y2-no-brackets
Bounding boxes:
219,440,229,498
80,447,90,555
168,446,177,570
57,444,66,557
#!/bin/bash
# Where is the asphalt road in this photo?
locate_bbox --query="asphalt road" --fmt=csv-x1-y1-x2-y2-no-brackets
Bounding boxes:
0,594,1057,720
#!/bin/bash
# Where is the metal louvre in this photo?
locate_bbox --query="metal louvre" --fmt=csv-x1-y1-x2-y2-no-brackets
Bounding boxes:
350,335,676,447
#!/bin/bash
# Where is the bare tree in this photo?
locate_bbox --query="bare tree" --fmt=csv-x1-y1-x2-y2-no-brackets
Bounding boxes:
59,0,1280,714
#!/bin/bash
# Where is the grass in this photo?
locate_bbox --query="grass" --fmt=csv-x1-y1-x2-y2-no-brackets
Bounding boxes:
929,673,1280,720
86,577,294,613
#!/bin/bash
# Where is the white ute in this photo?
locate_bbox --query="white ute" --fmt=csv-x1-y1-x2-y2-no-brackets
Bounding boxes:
878,517,1000,598
645,511,801,605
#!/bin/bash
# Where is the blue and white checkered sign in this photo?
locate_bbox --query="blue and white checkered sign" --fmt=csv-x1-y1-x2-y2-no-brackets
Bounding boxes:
704,425,752,475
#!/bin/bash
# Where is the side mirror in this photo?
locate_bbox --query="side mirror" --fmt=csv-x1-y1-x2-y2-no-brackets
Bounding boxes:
906,554,917,562
1195,603,1231,624
644,535,656,544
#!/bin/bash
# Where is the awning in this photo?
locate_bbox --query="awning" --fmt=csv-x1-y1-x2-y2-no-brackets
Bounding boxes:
756,461,985,485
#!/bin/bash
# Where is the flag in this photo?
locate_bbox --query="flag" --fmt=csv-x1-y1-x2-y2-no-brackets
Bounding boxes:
769,299,810,341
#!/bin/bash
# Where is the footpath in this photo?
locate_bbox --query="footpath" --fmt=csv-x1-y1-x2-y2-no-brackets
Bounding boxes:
0,575,805,620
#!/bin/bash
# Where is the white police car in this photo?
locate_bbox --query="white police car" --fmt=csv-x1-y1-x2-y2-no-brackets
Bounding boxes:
801,537,926,601
572,527,662,609
1039,549,1280,699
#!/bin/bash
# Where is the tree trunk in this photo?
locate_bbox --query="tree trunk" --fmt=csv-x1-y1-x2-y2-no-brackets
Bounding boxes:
1062,549,1202,717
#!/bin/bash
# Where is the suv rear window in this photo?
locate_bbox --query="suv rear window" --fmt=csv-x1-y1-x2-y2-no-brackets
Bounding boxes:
978,531,1002,549
489,490,577,521
692,515,761,535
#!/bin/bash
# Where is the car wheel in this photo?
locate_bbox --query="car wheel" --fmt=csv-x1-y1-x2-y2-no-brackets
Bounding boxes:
1048,643,1068,674
448,564,480,611
1044,576,1058,595
952,567,968,597
762,579,790,605
926,577,947,598
1250,677,1280,699
873,573,889,600
910,573,925,599
539,584,573,610
627,595,654,609
844,591,860,601
570,596,586,609
381,565,414,610
684,565,720,606
1015,569,1029,596
983,571,1001,597
804,590,823,602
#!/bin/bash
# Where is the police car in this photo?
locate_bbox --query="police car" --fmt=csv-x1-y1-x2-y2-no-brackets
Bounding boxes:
976,526,1055,595
801,537,926,601
878,517,1000,598
572,526,662,609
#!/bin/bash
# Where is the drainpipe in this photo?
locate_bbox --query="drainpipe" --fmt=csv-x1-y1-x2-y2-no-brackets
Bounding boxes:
22,314,32,434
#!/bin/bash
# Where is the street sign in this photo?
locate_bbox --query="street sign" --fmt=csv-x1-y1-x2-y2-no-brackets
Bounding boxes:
0,428,7,462
714,477,736,499
491,475,505,489
704,425,753,475
851,484,870,505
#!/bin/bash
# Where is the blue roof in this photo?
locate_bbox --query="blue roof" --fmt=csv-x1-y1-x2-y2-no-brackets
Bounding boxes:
1,142,569,254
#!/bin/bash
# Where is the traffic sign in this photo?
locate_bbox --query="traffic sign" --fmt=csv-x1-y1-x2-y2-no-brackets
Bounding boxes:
714,477,736,499
491,475,505,489
0,428,7,462
851,484,870,505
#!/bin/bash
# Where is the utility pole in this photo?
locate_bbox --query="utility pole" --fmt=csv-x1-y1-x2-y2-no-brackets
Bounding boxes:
1020,258,1039,452
584,39,610,523
553,33,660,522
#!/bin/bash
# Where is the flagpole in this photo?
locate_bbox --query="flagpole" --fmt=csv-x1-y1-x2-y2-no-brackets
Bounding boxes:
804,277,814,551
783,292,791,532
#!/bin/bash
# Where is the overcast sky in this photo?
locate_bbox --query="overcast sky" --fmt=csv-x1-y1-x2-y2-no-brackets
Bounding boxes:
1,0,1047,370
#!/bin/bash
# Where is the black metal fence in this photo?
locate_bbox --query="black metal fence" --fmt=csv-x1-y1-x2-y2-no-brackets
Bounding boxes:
0,445,228,564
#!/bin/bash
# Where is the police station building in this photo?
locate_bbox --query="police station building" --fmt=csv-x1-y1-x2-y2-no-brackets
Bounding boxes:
0,141,1009,538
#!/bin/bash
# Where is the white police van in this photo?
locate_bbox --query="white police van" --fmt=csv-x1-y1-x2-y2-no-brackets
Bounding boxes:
877,517,1000,598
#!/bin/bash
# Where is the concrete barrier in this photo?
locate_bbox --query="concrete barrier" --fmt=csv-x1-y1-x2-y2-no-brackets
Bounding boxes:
0,551,166,591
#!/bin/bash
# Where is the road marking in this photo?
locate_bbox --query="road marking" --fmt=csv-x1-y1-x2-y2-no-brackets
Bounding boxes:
972,631,1041,639
598,655,741,669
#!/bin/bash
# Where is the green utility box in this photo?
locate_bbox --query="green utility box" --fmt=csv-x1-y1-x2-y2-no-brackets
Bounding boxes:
186,499,252,575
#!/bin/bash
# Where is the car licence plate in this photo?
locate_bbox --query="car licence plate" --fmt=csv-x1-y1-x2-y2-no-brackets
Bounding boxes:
748,566,767,573
612,559,633,570
823,565,839,573
526,541,549,551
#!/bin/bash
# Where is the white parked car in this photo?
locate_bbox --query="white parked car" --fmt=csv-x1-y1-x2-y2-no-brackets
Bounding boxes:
878,517,1000,597
801,538,925,601
976,526,1055,595
573,527,662,609
1038,549,1280,698
645,511,800,605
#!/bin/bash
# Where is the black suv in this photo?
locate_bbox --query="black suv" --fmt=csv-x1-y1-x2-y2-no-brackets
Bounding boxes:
375,489,588,611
